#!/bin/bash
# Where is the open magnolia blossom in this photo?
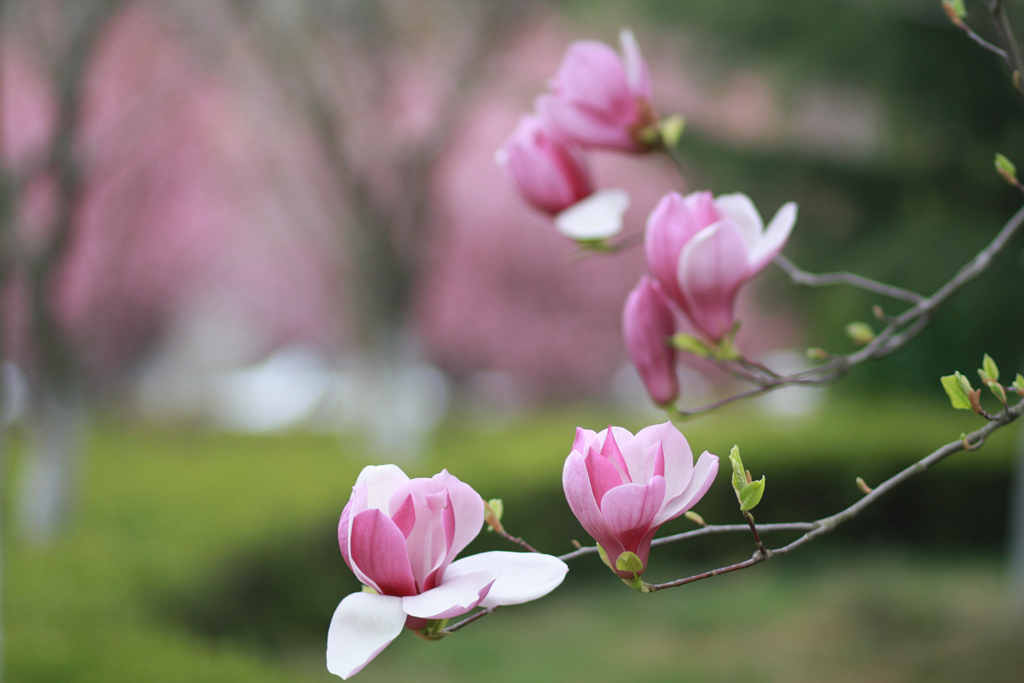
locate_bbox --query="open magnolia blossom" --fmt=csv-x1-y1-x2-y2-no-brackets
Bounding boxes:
562,423,718,579
327,465,568,679
537,28,658,152
644,190,797,342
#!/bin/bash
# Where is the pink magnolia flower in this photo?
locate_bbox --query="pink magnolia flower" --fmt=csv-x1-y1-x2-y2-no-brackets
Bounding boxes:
644,190,797,342
623,276,679,405
327,465,568,679
562,423,718,579
536,28,657,152
498,113,594,216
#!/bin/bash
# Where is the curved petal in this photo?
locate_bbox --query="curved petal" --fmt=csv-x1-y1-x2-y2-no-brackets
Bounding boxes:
644,191,702,308
630,422,693,500
572,426,599,456
619,28,652,100
656,450,719,525
401,570,495,619
327,592,405,679
600,428,632,480
748,201,797,274
554,188,630,240
432,470,485,564
446,551,569,608
562,452,614,545
598,476,666,553
555,40,631,113
583,444,626,506
354,464,410,513
678,222,750,341
536,91,637,151
622,277,679,405
350,509,417,597
713,193,763,252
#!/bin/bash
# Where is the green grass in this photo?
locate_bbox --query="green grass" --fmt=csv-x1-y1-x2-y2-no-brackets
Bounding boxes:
4,401,1022,682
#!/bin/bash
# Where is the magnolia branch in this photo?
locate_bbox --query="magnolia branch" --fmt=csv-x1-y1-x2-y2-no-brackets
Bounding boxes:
672,201,1024,418
561,399,1022,594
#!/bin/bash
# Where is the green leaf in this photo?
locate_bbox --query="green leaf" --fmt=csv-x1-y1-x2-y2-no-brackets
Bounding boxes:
728,446,746,493
1013,374,1024,393
671,333,711,357
659,115,685,148
615,551,644,576
982,354,1000,383
941,373,972,410
596,543,612,569
988,381,1007,405
739,477,765,511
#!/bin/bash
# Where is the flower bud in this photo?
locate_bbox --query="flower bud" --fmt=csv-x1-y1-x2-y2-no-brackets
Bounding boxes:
623,277,679,405
499,114,594,216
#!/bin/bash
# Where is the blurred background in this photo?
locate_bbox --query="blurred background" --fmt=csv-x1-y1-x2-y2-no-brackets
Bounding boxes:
2,0,1024,681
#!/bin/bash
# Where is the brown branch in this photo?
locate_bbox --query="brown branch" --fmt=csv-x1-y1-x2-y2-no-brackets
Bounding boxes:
674,202,1024,418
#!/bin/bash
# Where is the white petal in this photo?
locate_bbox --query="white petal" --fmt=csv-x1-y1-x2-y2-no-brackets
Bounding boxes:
445,551,568,608
354,464,410,512
401,570,495,619
748,201,797,273
327,592,405,679
713,193,763,251
554,188,630,241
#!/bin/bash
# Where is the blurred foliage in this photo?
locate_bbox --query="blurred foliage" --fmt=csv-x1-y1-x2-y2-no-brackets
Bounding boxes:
6,403,1020,680
558,0,1024,391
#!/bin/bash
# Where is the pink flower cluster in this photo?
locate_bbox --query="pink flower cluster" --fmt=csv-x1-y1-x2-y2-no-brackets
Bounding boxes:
499,29,659,240
562,422,718,578
327,465,567,679
624,190,797,404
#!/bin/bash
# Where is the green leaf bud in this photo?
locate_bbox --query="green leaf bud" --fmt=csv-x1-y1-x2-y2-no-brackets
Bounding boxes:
738,477,765,512
845,321,875,346
658,115,685,148
995,153,1018,186
941,373,972,410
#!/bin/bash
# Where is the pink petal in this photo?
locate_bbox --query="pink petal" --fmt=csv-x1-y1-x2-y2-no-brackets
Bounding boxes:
401,570,495,620
583,445,626,506
599,476,667,554
656,450,720,525
445,551,569,608
402,494,448,592
631,422,693,498
326,592,405,679
432,469,485,563
562,452,615,547
536,92,638,151
678,222,750,341
554,40,632,114
622,277,679,406
599,428,631,481
644,192,706,308
390,494,416,538
350,509,417,597
572,426,598,456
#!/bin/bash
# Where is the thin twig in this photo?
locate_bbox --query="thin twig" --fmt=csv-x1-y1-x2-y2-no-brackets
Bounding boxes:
774,254,925,304
674,203,1024,418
